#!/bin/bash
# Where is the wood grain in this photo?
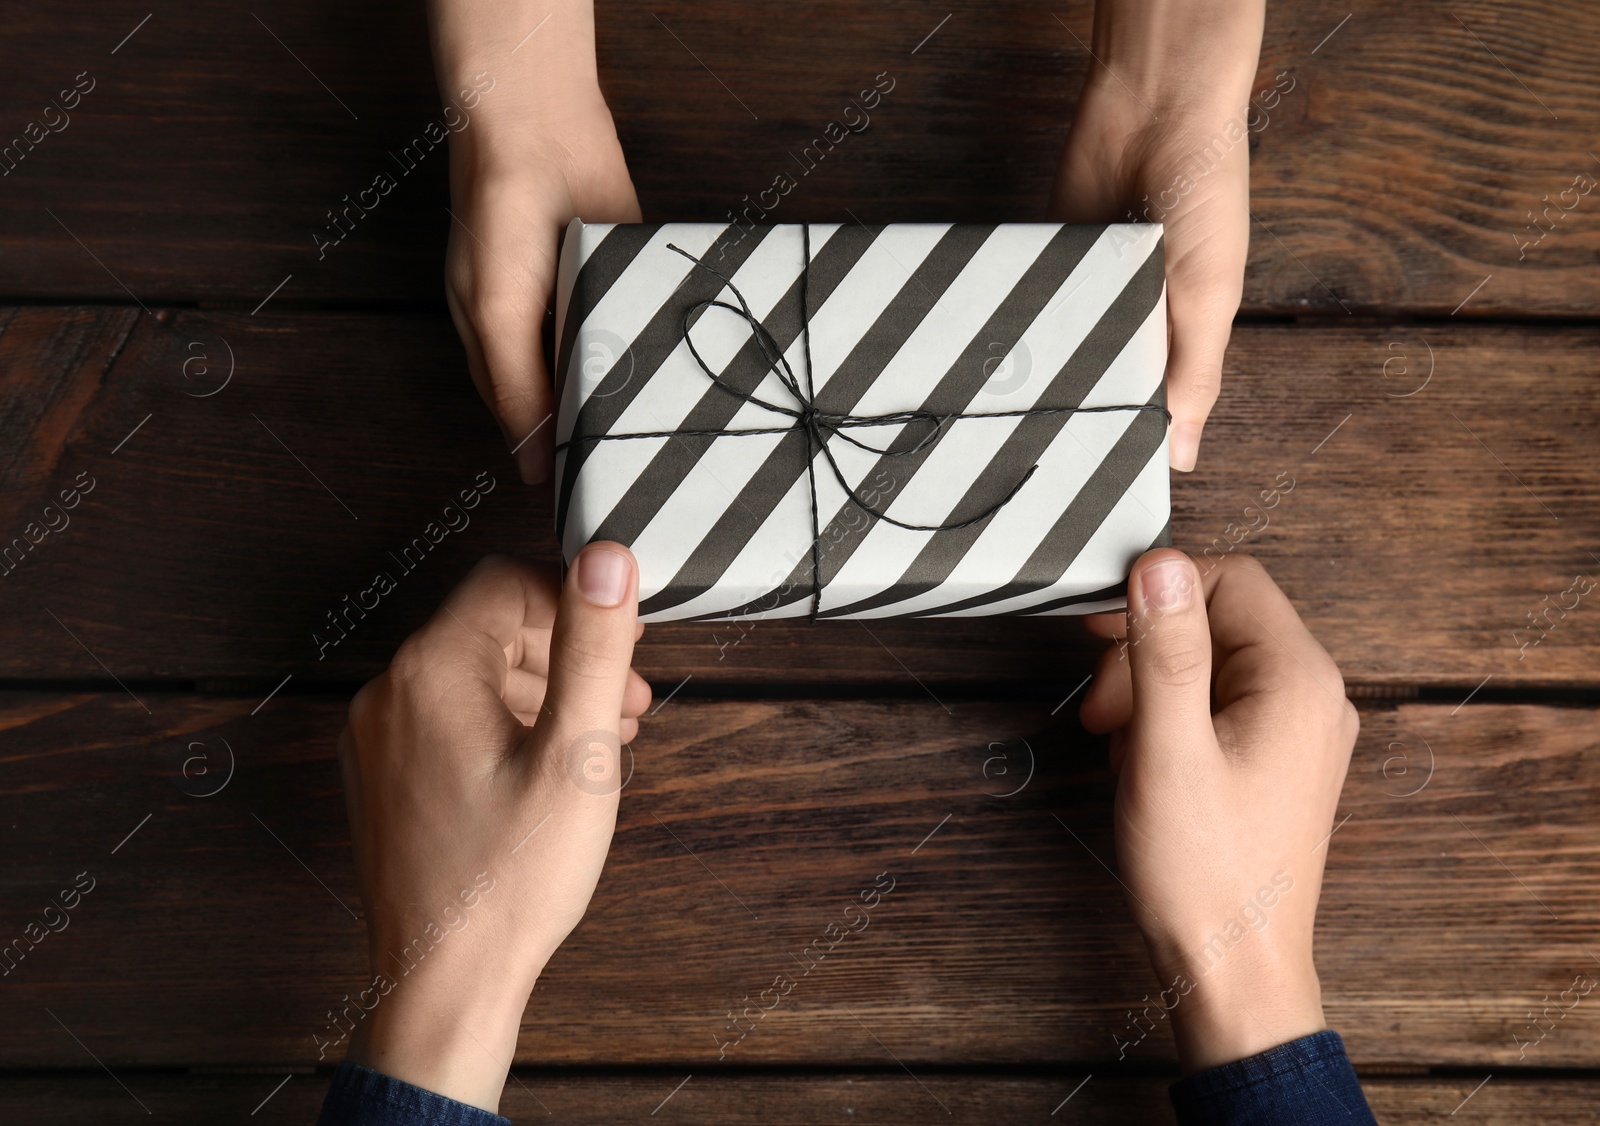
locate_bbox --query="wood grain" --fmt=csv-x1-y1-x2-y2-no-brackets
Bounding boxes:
0,2,1593,312
1,692,1596,1069
1,308,1595,688
4,0,1597,1115
0,1070,1588,1125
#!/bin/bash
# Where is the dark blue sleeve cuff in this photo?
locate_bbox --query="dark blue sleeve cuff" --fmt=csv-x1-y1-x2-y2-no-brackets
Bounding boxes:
317,1061,512,1126
1170,1030,1378,1125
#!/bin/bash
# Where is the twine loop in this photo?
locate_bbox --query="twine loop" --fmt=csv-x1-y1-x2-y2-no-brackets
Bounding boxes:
559,225,1170,618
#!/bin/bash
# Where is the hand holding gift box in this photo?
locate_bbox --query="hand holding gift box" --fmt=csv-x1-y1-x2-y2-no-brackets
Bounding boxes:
554,220,1168,622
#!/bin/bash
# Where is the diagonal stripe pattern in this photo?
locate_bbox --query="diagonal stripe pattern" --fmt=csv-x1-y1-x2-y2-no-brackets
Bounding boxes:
553,220,1169,621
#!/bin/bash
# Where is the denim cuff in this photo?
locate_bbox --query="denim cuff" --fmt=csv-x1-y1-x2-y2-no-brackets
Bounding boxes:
317,1061,512,1126
1169,1030,1377,1126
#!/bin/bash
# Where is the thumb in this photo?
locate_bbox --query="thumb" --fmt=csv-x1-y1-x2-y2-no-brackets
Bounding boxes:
469,292,555,488
540,542,640,771
1164,279,1233,473
1160,192,1247,473
1124,550,1214,755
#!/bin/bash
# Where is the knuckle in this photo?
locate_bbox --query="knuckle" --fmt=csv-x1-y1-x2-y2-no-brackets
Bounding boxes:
1175,251,1245,312
1139,639,1210,685
1222,552,1268,581
348,674,389,730
1179,365,1223,407
552,628,624,684
1325,662,1348,703
1288,663,1348,727
473,289,527,332
443,252,476,301
348,681,374,724
453,554,530,616
1319,662,1352,718
388,636,432,686
1340,702,1361,741
490,374,543,420
465,552,521,591
1302,644,1347,706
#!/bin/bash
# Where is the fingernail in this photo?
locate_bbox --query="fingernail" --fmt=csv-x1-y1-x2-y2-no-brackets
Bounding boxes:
577,546,631,607
1140,558,1194,612
1169,422,1202,473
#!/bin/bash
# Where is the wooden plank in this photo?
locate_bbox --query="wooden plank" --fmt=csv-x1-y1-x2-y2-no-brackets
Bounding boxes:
1,309,1595,687
1,694,1596,1069
0,3,1594,312
0,1071,1591,1125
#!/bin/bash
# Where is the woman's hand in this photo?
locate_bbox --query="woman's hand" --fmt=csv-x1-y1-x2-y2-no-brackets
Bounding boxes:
338,548,651,1111
1050,0,1265,471
1081,550,1359,1073
428,0,641,483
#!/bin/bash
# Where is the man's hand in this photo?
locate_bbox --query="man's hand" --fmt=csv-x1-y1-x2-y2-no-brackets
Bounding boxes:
339,547,651,1111
1081,550,1359,1073
1050,0,1265,471
428,0,641,483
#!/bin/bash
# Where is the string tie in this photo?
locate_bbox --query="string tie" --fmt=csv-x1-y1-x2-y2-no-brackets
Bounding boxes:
557,224,1170,619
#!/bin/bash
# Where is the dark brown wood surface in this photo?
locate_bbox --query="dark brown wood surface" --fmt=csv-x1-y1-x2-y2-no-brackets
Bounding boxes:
1,308,1595,688
0,2,1595,312
4,0,1599,1120
2,694,1597,1072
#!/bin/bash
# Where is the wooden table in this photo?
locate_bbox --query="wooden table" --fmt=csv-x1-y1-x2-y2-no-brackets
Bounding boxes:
2,2,1597,1121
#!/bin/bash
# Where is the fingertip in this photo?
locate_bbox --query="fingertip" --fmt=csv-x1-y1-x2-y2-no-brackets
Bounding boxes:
1128,549,1201,618
1169,420,1202,473
544,543,642,737
573,542,637,609
1078,696,1116,735
623,669,653,717
1122,548,1214,727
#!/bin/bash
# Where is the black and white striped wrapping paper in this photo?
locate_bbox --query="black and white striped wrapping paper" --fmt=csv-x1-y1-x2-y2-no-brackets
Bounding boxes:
553,219,1169,623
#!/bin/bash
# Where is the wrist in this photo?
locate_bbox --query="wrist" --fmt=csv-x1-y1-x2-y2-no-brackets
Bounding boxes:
348,942,540,1113
1089,0,1265,115
445,83,618,187
426,0,607,146
1153,942,1326,1074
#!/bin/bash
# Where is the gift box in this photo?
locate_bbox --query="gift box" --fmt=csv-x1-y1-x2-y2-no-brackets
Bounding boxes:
553,219,1169,622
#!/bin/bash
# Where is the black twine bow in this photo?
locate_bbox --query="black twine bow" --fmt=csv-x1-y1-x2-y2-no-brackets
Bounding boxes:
557,224,1170,619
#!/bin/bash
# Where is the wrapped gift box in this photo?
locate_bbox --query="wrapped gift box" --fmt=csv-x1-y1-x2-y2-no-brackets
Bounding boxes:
553,219,1169,622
